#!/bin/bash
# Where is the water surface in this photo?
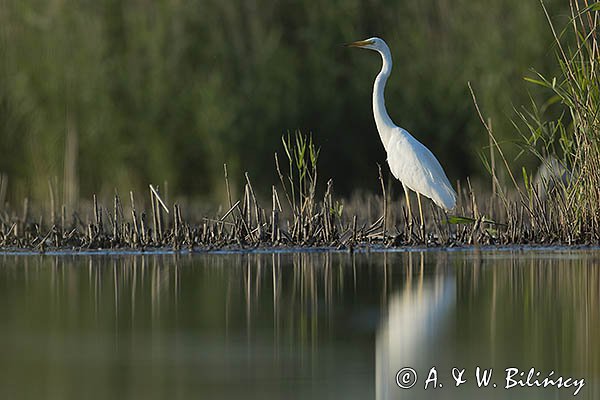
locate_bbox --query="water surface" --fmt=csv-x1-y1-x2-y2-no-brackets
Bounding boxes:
0,249,598,399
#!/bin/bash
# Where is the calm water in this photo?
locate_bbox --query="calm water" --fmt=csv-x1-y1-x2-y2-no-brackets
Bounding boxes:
0,249,598,399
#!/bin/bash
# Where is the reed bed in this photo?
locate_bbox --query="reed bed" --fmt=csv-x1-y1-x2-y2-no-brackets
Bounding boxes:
0,183,594,252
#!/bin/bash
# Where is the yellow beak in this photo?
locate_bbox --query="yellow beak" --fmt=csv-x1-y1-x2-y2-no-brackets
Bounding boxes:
344,39,374,48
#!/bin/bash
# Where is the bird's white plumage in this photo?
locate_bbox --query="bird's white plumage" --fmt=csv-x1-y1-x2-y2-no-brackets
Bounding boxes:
386,127,456,210
348,37,456,211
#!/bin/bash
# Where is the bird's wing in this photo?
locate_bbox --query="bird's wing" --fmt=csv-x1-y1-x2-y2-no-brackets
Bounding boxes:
386,128,456,210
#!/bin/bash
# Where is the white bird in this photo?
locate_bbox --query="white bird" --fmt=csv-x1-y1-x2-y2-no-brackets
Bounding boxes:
346,37,457,232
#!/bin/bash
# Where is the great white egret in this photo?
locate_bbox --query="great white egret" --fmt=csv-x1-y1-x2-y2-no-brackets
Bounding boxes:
346,37,457,233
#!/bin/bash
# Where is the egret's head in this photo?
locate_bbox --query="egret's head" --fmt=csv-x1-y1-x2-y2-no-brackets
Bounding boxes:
345,37,388,52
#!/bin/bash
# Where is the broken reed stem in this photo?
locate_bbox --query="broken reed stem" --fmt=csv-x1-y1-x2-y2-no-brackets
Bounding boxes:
220,200,241,222
0,173,7,208
224,163,233,209
150,186,160,242
130,191,140,245
61,204,66,233
274,152,295,215
378,164,387,240
93,193,101,231
271,186,279,243
323,180,332,243
245,173,262,240
467,177,479,219
22,197,29,224
149,184,169,214
245,182,255,241
488,117,497,197
48,179,56,225
141,212,148,244
113,193,119,241
173,203,180,247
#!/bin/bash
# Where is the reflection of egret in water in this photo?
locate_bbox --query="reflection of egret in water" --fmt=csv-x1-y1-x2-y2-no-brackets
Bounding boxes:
375,250,600,400
376,252,456,400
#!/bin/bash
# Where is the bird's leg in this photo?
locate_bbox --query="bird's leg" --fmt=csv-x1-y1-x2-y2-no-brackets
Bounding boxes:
402,184,413,238
417,192,425,241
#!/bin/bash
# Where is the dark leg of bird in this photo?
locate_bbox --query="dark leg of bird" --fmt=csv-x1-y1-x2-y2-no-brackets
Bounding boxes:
444,211,451,242
417,192,425,241
402,184,413,238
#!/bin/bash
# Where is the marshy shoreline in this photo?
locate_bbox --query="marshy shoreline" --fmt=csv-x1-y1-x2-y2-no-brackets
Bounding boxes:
2,2,599,253
1,243,598,257
0,181,597,254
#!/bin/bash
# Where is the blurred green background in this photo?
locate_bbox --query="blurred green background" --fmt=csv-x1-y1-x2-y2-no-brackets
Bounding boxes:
0,0,565,206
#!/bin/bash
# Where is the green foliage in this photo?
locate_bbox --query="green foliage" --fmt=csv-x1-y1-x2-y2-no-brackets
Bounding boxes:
514,0,600,240
278,130,319,217
0,0,567,205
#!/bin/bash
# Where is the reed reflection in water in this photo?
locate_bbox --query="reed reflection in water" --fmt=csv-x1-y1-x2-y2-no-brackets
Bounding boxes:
0,249,598,399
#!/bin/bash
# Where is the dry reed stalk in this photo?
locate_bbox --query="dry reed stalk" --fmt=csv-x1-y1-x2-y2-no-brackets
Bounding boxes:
377,164,387,240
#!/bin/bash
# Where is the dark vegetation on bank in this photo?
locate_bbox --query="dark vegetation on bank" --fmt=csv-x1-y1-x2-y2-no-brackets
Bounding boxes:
0,0,565,204
1,1,599,251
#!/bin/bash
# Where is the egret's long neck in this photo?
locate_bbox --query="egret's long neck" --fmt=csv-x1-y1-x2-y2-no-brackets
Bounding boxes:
373,47,395,149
